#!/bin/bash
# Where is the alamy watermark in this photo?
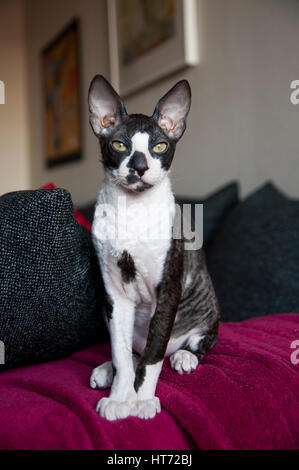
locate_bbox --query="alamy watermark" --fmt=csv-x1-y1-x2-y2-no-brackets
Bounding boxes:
94,198,203,250
0,80,5,104
290,340,299,365
290,80,299,105
0,341,4,364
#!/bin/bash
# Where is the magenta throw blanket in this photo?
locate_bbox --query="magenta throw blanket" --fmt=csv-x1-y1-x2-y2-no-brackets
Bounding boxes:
0,314,298,450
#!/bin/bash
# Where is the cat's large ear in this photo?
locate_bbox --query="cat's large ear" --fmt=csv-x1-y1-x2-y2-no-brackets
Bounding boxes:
88,75,127,137
153,80,191,140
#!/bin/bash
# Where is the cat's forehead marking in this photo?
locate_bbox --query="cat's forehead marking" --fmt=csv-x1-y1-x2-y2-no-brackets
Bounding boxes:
131,132,150,155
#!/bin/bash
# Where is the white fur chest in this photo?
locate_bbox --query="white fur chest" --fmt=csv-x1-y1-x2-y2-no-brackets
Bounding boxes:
92,176,175,305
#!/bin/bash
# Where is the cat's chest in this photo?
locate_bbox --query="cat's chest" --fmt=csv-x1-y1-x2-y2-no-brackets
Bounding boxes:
92,179,175,302
94,221,170,302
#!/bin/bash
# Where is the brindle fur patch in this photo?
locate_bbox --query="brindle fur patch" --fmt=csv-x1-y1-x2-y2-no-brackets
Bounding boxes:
134,238,184,391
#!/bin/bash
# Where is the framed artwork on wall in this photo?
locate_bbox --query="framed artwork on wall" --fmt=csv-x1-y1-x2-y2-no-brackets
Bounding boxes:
41,19,82,168
107,0,199,96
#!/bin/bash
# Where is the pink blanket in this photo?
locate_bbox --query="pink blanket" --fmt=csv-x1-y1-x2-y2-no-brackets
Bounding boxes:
0,314,298,450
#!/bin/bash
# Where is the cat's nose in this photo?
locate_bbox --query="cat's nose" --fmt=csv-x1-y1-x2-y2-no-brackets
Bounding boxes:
127,152,149,177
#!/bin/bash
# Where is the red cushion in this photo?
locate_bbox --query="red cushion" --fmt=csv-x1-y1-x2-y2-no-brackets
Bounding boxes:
40,183,91,231
0,314,298,450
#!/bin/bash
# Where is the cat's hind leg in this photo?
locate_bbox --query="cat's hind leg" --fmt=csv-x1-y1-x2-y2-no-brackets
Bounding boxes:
169,350,198,374
90,355,139,390
170,328,219,374
90,361,114,389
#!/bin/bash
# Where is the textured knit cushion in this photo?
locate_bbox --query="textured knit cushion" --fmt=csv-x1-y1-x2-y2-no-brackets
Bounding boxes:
206,183,299,322
0,189,107,369
41,183,92,231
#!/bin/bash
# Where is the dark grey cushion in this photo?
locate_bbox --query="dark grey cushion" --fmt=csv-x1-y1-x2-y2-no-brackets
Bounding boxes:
176,181,239,246
206,183,299,322
0,189,108,369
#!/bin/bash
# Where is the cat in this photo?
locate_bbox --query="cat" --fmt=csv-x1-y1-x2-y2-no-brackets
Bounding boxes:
88,75,220,421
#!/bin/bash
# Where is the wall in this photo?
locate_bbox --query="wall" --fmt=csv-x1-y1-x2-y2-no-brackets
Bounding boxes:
125,0,299,198
15,0,299,203
24,0,109,205
0,0,30,194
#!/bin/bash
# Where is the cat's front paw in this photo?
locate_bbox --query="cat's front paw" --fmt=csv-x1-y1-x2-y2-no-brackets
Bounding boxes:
96,395,138,421
136,397,161,419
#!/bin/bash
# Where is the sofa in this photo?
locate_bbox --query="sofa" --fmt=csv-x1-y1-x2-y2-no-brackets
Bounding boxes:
0,181,298,450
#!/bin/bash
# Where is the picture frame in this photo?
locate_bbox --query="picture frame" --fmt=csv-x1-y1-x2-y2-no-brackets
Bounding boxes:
41,19,82,168
107,0,199,97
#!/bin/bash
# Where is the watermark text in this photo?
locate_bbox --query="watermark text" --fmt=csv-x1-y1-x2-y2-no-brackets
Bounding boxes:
0,80,5,104
0,341,4,364
290,340,299,365
94,198,203,250
290,80,299,105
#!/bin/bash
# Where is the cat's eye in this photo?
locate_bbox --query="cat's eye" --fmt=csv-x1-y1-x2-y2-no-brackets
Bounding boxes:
112,141,127,152
153,142,168,153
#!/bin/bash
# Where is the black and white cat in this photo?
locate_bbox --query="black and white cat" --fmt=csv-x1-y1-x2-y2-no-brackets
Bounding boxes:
88,75,220,421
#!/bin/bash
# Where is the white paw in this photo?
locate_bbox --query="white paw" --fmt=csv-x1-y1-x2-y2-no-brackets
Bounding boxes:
90,361,113,389
136,397,161,419
170,349,198,374
96,396,138,421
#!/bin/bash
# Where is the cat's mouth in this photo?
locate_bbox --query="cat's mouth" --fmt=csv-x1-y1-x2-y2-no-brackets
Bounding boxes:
126,174,140,185
124,174,153,193
133,182,153,192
